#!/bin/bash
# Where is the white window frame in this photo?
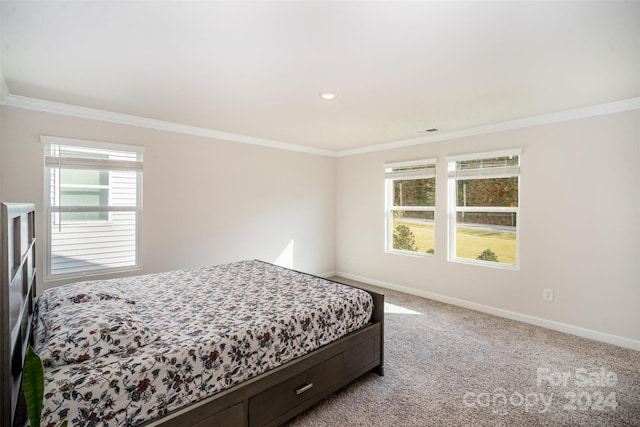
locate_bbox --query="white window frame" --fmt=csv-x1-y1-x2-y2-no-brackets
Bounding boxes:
384,158,437,257
447,149,520,269
42,136,144,280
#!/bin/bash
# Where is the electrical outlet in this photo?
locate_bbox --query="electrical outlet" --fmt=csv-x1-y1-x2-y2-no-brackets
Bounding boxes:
543,288,554,302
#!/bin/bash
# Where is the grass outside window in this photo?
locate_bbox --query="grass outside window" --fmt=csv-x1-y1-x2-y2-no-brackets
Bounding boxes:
455,226,516,265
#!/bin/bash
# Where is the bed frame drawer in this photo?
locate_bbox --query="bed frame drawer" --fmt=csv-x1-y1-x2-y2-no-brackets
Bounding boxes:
248,353,343,427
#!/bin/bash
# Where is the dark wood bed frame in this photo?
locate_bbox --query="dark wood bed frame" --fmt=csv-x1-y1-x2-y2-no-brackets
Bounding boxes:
2,202,384,427
1,203,37,427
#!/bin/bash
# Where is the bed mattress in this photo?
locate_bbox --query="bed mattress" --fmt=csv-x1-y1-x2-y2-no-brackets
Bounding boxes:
34,260,373,426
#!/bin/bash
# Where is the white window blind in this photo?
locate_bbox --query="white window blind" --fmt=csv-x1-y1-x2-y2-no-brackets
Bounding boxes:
42,136,143,279
385,160,437,181
447,149,520,179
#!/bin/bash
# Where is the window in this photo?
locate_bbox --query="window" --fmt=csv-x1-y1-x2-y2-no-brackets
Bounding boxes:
42,136,143,279
447,149,520,268
385,159,436,256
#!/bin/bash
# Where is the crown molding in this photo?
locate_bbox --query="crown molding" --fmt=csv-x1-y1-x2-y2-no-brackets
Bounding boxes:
336,97,640,157
0,94,336,157
1,93,638,158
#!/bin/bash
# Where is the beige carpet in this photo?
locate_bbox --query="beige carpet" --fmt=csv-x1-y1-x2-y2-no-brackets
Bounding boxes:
284,278,640,426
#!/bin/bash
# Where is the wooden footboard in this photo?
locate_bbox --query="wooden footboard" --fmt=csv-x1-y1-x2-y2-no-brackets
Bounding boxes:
145,289,384,427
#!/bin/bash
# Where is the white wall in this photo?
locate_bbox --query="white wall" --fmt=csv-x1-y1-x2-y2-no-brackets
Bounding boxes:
2,103,638,347
0,106,336,290
0,105,3,202
336,111,640,344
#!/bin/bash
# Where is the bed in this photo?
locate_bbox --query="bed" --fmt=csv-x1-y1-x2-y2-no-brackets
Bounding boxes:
2,202,384,427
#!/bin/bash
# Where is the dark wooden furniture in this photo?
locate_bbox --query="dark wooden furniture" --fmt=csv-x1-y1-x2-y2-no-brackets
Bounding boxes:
1,203,36,427
144,288,384,427
2,201,384,427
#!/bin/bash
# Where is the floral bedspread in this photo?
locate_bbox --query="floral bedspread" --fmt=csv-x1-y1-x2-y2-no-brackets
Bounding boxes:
34,260,373,427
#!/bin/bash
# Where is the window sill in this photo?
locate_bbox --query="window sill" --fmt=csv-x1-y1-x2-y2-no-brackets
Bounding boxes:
448,257,519,271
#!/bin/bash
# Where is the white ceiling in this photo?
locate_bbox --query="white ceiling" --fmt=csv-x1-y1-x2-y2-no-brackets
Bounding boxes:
1,1,638,153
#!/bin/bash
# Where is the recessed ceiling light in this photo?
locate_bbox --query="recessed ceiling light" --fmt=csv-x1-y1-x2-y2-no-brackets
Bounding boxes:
319,92,337,101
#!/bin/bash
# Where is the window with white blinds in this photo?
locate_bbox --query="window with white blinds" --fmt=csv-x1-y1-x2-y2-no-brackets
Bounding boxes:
42,136,143,279
447,149,520,268
384,159,437,256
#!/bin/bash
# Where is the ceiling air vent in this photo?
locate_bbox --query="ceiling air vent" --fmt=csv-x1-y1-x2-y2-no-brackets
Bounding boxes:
417,128,440,134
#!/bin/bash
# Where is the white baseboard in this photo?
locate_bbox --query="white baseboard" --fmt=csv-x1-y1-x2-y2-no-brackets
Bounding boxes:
335,271,640,352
